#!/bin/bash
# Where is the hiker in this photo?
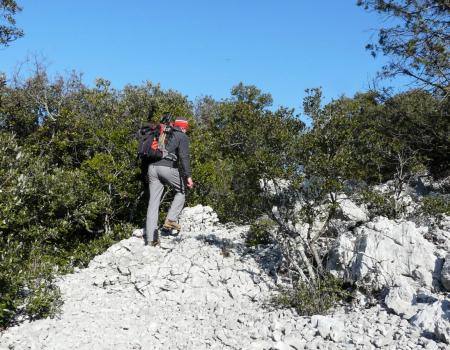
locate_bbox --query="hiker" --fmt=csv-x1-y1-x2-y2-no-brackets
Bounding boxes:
144,116,194,246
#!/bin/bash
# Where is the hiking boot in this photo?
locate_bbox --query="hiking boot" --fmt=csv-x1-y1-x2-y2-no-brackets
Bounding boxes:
163,219,181,231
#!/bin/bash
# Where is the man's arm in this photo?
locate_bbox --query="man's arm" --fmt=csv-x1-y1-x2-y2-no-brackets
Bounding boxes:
178,133,193,188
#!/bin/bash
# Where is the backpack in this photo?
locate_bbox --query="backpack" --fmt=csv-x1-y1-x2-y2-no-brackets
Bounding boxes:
137,122,177,162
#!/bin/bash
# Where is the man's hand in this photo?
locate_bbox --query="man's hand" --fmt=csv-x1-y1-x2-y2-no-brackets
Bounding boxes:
186,177,194,189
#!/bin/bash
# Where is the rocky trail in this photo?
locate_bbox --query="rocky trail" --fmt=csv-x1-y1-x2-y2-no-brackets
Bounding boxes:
1,205,448,350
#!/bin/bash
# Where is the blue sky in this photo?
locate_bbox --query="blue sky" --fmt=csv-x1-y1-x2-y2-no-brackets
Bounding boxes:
1,1,405,114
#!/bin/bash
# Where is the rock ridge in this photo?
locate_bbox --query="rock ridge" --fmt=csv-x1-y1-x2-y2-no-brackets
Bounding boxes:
0,205,448,350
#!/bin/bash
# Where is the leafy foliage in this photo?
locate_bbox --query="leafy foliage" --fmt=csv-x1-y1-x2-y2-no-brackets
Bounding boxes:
190,83,305,222
273,275,353,316
245,216,275,247
264,86,449,293
358,0,450,94
421,195,450,221
0,0,23,47
358,189,398,219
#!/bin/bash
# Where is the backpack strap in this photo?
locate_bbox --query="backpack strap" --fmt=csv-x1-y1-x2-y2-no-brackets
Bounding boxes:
163,152,178,162
159,124,179,162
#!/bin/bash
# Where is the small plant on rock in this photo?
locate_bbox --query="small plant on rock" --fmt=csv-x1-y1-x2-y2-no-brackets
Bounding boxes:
273,274,353,316
245,217,275,247
421,195,450,224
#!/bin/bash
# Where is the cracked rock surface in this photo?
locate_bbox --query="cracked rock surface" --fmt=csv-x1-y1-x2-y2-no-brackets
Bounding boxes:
1,205,448,350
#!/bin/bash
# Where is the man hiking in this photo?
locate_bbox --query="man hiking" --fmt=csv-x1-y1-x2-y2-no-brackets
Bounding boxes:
144,116,194,246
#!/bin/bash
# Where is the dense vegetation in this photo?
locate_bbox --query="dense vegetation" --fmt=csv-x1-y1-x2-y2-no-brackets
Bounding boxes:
0,0,448,325
1,68,448,325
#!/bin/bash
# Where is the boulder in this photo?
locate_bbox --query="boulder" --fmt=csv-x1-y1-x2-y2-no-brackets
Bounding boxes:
410,300,450,344
384,281,418,319
179,204,219,232
336,194,369,223
328,217,438,291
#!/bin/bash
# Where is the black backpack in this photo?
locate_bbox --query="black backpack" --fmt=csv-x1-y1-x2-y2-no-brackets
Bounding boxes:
137,122,162,162
137,122,177,162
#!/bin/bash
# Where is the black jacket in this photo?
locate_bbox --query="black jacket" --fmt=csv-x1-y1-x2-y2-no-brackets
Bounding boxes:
153,128,191,178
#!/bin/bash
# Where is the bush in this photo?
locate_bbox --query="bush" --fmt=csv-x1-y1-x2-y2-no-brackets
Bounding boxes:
190,85,305,222
63,222,133,269
421,195,450,222
273,274,353,316
24,281,62,322
358,189,398,219
245,217,275,247
0,241,62,325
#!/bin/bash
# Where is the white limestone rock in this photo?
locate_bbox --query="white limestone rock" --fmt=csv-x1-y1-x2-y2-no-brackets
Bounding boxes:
1,205,448,349
132,228,143,237
410,300,450,344
384,280,418,319
283,336,305,349
336,194,369,223
432,226,450,252
326,231,357,279
273,341,291,350
310,315,346,343
329,216,438,291
259,178,291,195
179,204,219,232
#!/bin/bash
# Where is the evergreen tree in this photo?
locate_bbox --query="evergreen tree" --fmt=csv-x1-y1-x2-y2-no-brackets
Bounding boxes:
358,0,450,95
0,0,23,47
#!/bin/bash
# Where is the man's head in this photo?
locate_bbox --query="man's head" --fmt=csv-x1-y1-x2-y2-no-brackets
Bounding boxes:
173,117,189,133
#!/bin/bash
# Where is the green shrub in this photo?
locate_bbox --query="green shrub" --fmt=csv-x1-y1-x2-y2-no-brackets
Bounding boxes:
190,86,305,223
245,217,275,247
63,222,133,269
24,282,62,321
0,222,132,327
0,241,61,325
273,274,353,316
359,189,398,219
421,195,450,222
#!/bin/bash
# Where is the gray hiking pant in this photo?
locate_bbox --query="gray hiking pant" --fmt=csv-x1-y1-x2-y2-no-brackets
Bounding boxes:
145,165,186,241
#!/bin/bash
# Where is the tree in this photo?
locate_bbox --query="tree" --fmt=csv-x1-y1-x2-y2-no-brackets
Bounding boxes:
266,85,449,293
190,83,305,222
358,0,450,95
0,0,23,47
